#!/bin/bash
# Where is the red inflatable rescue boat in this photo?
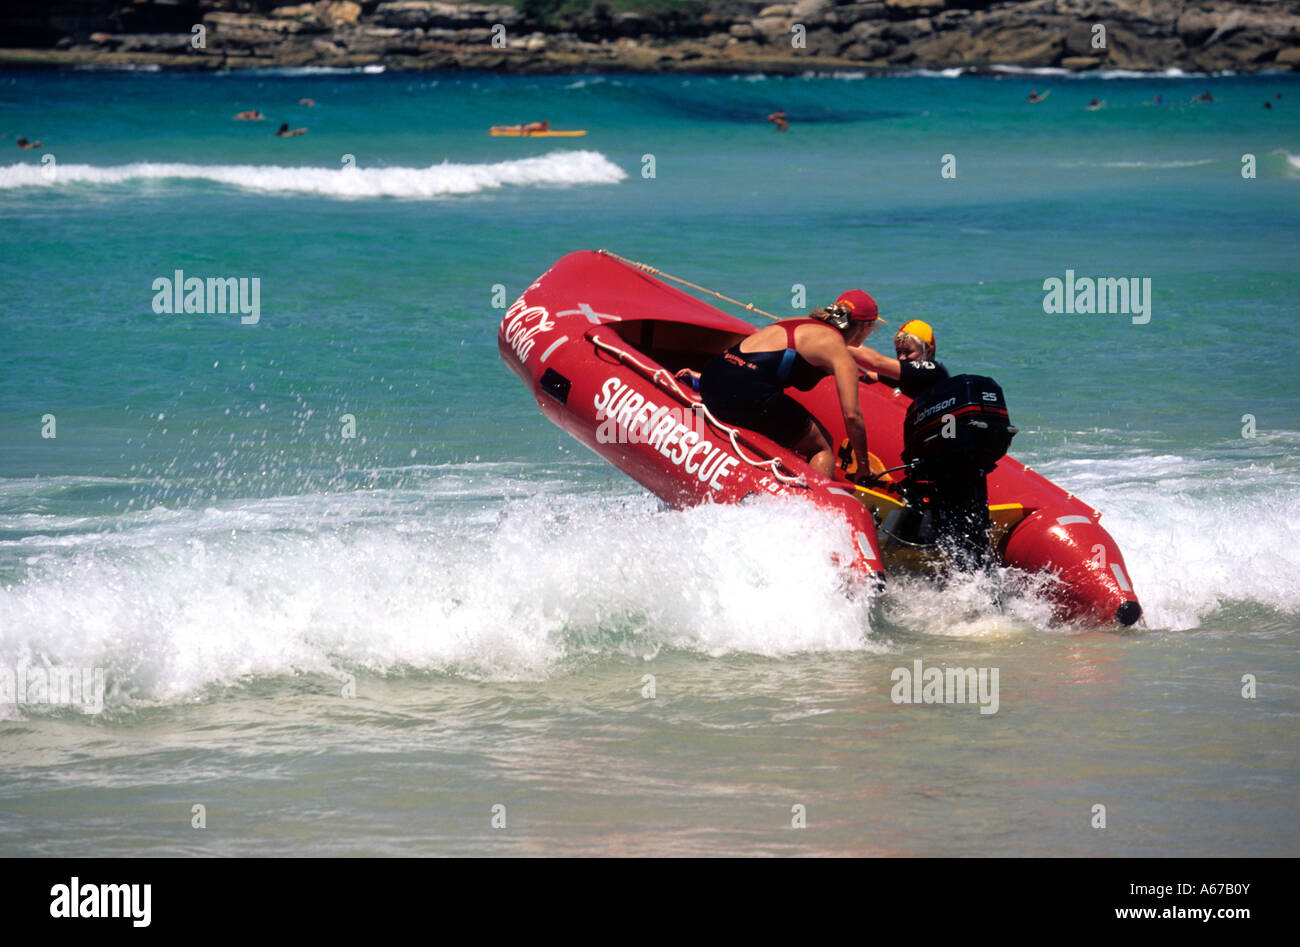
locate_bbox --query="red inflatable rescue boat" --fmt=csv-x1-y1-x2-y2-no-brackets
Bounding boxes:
498,250,1142,626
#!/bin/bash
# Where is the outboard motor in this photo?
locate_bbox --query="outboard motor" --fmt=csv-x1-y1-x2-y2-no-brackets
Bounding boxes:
898,375,1018,567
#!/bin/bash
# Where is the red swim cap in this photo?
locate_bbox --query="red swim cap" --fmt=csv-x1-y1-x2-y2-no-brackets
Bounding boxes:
835,290,884,324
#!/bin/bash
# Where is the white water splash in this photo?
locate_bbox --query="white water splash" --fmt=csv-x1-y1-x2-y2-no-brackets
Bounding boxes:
0,490,880,715
0,151,626,199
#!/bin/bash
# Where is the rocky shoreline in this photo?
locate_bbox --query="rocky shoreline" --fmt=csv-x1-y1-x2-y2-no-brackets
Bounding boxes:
2,1,1299,75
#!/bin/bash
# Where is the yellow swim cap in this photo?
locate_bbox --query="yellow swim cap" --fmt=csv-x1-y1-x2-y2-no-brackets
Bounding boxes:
898,319,934,346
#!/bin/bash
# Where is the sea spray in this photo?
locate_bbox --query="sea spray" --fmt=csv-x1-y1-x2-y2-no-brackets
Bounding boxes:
0,152,627,198
0,491,880,714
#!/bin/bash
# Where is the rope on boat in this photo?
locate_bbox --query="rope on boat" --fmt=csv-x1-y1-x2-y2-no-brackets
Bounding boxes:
587,333,806,488
596,249,782,323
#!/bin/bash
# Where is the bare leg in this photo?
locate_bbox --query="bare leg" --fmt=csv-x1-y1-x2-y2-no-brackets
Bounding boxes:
794,421,833,479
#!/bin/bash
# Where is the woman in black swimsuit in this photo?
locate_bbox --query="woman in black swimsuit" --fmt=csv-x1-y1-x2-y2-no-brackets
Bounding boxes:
691,291,884,482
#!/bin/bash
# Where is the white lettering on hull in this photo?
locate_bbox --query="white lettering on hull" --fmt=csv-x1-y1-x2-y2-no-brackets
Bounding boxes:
592,375,740,491
502,297,556,363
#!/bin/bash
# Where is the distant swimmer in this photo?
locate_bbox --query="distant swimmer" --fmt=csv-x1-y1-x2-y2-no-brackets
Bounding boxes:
15,137,42,149
299,98,315,107
275,122,307,137
767,110,789,131
1153,94,1164,105
490,120,551,135
1085,98,1106,111
234,110,264,121
1026,89,1049,103
1193,91,1214,103
1264,101,1272,110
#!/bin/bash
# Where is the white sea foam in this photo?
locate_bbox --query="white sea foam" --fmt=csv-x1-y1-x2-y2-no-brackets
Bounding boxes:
894,68,966,79
3,442,1296,715
211,65,387,76
800,70,871,80
1091,68,1190,80
1059,154,1293,174
990,65,1071,77
0,151,626,198
876,449,1300,634
1053,159,1211,170
72,63,162,72
987,65,1225,79
1093,159,1217,169
0,491,880,715
835,65,1228,80
878,567,1060,637
1033,451,1300,631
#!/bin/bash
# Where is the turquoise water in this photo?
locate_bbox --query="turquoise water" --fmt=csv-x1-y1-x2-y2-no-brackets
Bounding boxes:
1,68,1298,856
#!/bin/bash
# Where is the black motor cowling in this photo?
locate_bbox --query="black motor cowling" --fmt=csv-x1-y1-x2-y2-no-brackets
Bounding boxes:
902,374,1017,472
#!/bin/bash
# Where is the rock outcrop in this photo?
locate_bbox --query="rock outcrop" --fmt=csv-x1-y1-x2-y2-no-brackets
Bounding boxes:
3,1,1298,74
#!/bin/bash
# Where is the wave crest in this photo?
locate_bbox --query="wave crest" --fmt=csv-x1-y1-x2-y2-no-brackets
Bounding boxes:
0,151,626,199
0,492,880,715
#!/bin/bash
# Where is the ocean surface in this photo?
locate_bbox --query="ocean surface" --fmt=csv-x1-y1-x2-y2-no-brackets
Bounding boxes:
1,67,1298,857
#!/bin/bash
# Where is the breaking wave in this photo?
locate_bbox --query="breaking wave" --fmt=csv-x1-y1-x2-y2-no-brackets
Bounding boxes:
0,151,626,199
0,486,880,716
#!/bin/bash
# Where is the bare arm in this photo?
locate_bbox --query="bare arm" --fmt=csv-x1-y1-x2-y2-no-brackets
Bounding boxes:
800,329,871,479
847,345,902,380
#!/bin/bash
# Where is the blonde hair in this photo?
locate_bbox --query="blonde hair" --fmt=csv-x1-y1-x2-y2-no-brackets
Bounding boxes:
894,330,934,359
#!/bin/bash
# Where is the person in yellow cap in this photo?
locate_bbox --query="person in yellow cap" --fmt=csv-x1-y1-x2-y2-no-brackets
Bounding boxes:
850,318,1013,569
848,318,949,398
